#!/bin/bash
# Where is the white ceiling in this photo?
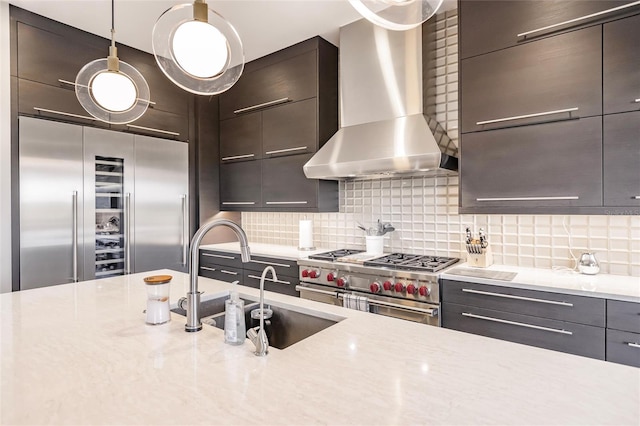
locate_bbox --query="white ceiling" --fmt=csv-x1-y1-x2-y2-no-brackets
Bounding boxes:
9,0,456,62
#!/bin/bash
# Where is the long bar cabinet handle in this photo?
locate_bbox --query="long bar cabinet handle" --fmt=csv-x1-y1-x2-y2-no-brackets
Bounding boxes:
635,99,640,103
124,193,131,274
221,154,255,161
200,266,217,272
33,107,94,121
222,201,256,205
250,259,291,268
476,107,579,126
202,253,236,260
628,342,640,349
220,270,238,276
234,97,290,114
247,274,291,285
126,124,179,136
181,194,188,267
72,191,79,283
265,146,308,155
476,196,579,202
265,201,308,205
462,312,573,335
462,288,574,306
633,196,640,200
517,1,640,38
295,285,338,297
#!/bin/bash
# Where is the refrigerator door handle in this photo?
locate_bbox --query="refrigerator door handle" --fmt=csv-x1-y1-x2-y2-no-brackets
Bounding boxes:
72,191,79,283
125,192,131,274
181,194,188,267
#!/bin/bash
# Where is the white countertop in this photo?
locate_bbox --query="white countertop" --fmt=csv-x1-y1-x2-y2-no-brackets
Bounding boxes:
200,242,331,261
1,270,639,425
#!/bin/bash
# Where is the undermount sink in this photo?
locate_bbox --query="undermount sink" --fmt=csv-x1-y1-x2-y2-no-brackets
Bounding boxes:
172,295,342,350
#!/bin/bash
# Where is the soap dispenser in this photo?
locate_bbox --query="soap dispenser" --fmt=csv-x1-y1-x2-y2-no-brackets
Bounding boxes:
224,290,246,345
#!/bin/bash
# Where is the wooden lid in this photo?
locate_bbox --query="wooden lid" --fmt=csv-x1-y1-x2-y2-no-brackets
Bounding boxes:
143,274,173,285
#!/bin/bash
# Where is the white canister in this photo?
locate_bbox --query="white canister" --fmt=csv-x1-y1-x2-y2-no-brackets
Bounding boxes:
144,275,172,325
365,235,384,254
298,219,315,250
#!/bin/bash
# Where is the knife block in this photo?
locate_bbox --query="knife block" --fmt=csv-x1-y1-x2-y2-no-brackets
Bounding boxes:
466,245,493,268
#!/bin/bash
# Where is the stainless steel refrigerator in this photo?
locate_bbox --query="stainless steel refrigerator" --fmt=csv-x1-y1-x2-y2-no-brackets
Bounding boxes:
19,116,189,290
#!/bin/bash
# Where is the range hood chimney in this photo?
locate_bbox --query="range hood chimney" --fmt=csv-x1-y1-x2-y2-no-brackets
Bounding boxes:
304,18,457,180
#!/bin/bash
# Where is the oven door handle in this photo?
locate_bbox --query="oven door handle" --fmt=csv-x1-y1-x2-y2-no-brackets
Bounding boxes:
295,285,338,297
357,296,439,317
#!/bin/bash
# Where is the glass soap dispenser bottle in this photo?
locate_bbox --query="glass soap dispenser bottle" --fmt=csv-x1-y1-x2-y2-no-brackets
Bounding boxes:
224,289,246,345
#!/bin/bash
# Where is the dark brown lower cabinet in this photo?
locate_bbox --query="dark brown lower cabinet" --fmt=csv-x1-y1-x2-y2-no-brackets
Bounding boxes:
603,112,640,207
606,300,640,368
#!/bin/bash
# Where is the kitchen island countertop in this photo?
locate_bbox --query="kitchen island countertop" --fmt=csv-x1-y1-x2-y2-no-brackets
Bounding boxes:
2,270,638,425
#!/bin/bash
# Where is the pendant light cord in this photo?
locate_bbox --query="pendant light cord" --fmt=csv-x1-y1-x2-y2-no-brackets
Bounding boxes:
110,0,115,48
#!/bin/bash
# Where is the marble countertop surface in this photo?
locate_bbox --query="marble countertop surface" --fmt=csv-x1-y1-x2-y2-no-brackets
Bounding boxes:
200,242,331,260
1,270,639,425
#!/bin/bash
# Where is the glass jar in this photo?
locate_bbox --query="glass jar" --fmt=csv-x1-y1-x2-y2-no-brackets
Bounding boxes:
143,275,172,325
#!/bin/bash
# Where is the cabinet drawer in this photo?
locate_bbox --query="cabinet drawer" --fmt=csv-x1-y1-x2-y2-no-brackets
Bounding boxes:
607,300,640,333
199,250,243,268
199,264,242,283
460,117,603,209
220,161,262,209
606,329,640,368
603,112,640,207
461,26,601,133
220,112,262,162
459,0,632,59
219,51,317,120
243,254,298,277
263,98,317,157
442,302,605,360
441,280,605,326
262,153,317,209
603,14,640,115
242,270,300,297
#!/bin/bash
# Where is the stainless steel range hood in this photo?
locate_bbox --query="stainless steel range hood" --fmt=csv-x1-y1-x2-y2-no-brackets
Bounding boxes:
304,18,458,180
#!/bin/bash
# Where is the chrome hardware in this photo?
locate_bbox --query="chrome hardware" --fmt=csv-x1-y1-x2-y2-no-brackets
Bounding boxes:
72,191,78,283
221,154,255,161
635,99,640,103
476,107,579,126
476,196,579,202
633,196,640,200
250,259,291,268
181,194,188,267
200,266,216,272
222,201,256,205
265,201,308,205
362,297,438,316
33,107,94,121
462,312,573,335
462,288,574,307
246,266,277,356
265,146,308,155
234,97,290,114
517,1,640,38
126,124,179,137
202,253,236,260
247,274,291,285
124,193,131,274
185,219,251,332
295,285,338,296
628,342,640,348
220,270,239,276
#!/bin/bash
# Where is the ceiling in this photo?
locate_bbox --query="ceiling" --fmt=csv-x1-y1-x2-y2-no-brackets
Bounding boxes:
9,0,456,63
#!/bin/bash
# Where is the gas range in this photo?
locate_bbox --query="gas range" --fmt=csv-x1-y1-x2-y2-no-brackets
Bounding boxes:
297,249,461,326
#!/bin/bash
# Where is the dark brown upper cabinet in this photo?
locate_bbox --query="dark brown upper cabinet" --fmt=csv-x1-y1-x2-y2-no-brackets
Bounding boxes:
220,112,262,162
262,98,317,158
459,0,636,59
461,26,602,134
603,14,640,115
603,112,640,207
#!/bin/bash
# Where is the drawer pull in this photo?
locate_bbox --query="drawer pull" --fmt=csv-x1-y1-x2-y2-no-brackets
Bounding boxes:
222,201,256,205
476,196,579,202
126,124,179,137
247,274,291,285
33,107,95,121
265,201,308,205
234,97,290,114
461,288,574,307
250,259,291,268
633,196,640,200
462,312,573,335
220,270,238,276
635,99,640,103
221,154,255,161
628,343,640,349
265,146,308,155
200,266,217,272
476,107,578,126
517,1,640,38
202,253,236,260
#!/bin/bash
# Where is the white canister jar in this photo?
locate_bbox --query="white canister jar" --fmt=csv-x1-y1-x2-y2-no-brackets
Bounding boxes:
365,235,384,255
144,275,172,325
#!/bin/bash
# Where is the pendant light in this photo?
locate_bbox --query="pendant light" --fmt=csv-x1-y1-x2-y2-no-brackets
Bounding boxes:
75,0,150,124
349,0,443,31
152,0,244,95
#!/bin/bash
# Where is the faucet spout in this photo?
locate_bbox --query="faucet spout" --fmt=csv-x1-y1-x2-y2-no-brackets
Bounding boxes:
247,265,277,356
185,219,251,332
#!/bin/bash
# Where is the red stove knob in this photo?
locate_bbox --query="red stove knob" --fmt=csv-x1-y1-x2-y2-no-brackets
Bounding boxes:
301,269,309,278
406,284,416,294
337,277,348,287
327,272,335,281
419,286,430,297
370,282,381,293
394,282,405,293
309,270,319,279
383,281,393,291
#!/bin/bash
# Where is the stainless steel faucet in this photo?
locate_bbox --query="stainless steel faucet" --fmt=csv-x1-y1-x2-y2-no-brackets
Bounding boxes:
246,266,277,356
185,219,251,332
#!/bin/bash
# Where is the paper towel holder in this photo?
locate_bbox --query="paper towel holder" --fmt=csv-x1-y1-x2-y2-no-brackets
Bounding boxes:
298,218,316,251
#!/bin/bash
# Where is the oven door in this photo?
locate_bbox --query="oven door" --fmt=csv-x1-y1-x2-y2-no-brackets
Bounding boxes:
354,292,440,326
296,282,343,307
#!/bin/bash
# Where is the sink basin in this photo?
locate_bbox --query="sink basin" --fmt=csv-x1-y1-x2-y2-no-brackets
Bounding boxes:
172,295,342,350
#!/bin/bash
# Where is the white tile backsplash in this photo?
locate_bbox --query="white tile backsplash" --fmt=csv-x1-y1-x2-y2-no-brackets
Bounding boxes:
241,9,639,277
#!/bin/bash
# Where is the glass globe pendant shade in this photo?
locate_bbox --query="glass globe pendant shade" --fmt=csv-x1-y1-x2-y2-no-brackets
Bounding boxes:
153,1,244,95
348,0,444,31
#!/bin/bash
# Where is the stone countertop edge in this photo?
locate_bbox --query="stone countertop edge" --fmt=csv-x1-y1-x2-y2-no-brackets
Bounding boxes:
1,269,638,425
